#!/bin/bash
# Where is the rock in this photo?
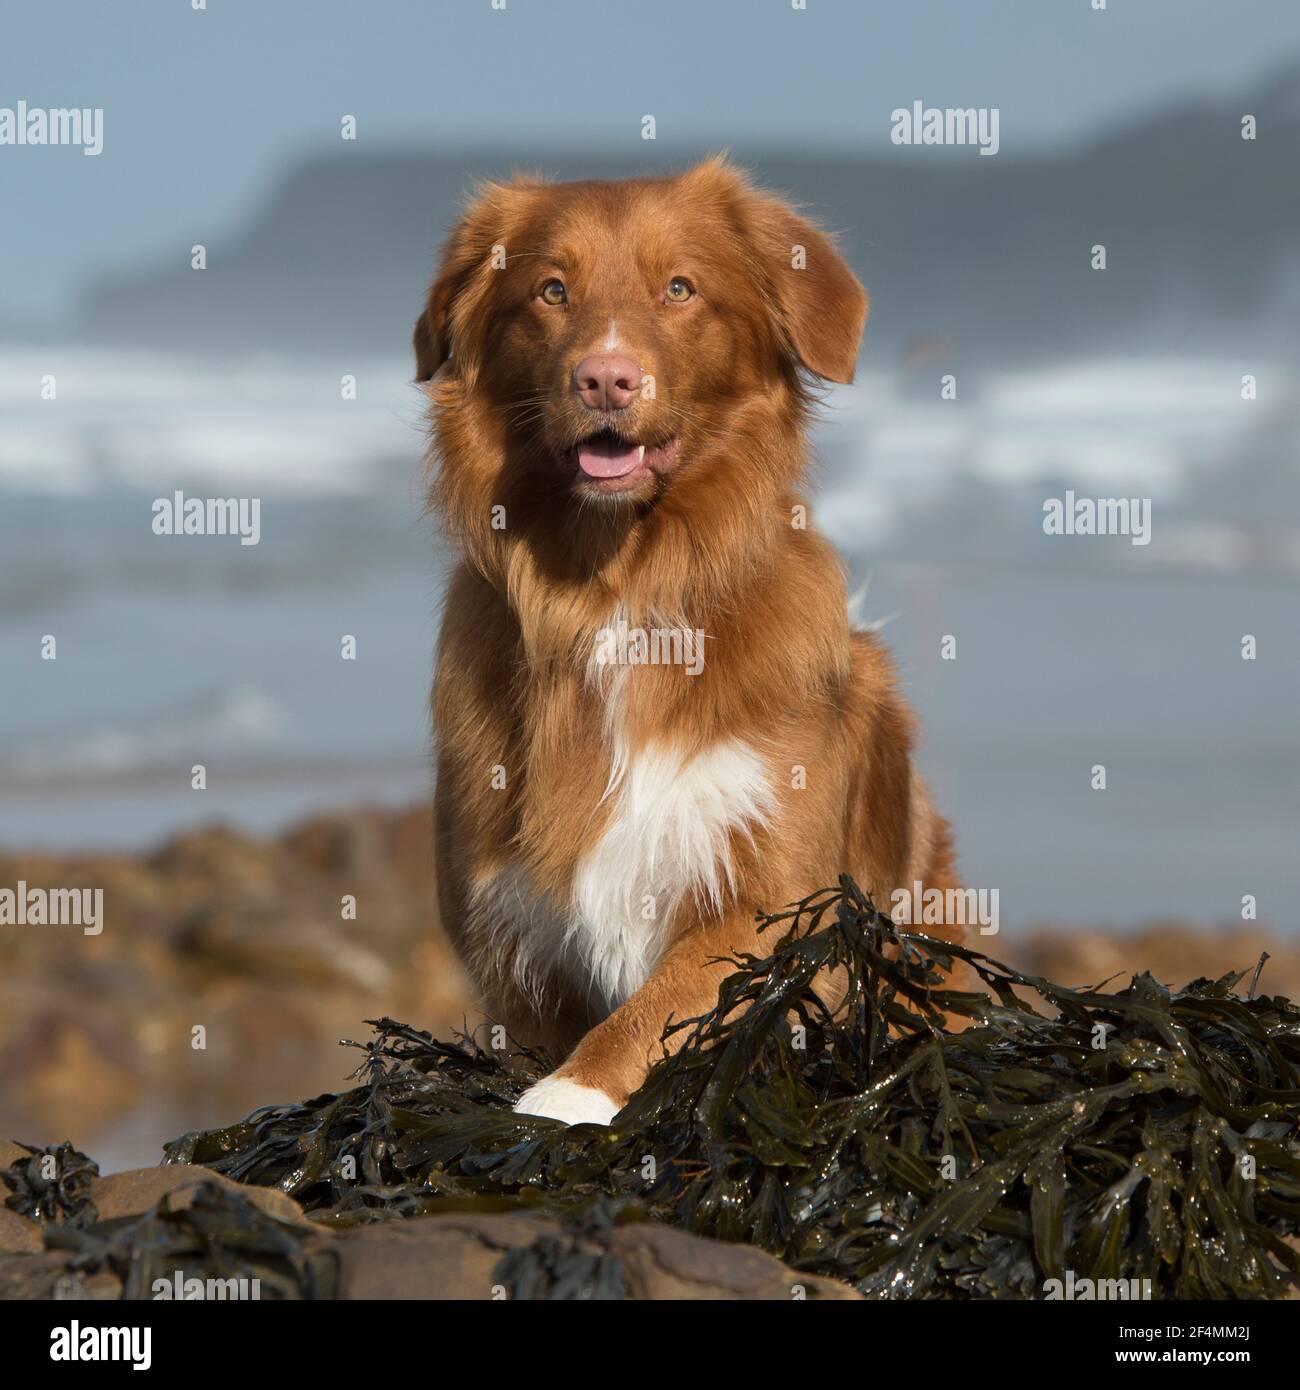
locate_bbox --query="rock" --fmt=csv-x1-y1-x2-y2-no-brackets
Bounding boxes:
0,1252,122,1300
0,1209,42,1254
328,1213,525,1299
327,1211,860,1300
176,902,390,992
0,1140,31,1170
610,1220,857,1299
281,810,390,877
90,1166,315,1229
386,807,436,886
1019,925,1300,1002
0,1012,140,1143
147,825,283,895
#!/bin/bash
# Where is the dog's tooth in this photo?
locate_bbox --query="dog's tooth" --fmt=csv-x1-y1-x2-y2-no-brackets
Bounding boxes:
637,445,646,463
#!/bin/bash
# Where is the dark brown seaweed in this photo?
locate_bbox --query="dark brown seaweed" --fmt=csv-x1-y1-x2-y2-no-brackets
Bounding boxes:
155,877,1300,1299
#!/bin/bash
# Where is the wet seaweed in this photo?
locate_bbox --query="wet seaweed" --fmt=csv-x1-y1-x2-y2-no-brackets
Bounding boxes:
492,1199,626,1300
42,1180,334,1300
2,1141,100,1229
164,877,1300,1299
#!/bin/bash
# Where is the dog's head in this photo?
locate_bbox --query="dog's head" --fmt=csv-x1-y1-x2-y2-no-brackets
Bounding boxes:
415,157,866,511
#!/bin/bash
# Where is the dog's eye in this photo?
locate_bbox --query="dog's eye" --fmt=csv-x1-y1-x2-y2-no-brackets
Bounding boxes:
665,277,694,303
539,279,567,306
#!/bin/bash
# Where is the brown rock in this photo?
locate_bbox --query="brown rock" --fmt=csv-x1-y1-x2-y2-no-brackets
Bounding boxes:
148,825,284,895
387,806,436,884
1,1012,140,1142
0,1139,32,1171
0,1252,122,1300
327,1211,860,1300
330,1214,519,1299
610,1220,856,1299
90,1166,315,1229
176,902,390,992
281,809,390,877
1014,924,1300,1002
0,1209,43,1254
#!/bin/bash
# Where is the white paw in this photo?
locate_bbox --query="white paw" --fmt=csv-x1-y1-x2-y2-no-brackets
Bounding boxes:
513,1075,620,1126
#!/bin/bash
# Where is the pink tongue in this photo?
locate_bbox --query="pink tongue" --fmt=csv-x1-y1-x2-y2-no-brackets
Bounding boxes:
577,437,642,479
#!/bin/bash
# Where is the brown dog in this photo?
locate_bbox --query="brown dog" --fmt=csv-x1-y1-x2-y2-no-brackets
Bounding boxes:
415,157,961,1124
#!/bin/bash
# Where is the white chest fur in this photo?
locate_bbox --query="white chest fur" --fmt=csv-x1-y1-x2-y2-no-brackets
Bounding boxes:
473,737,773,1017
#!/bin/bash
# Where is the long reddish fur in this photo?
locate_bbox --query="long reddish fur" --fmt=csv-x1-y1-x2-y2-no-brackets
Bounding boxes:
415,158,962,1108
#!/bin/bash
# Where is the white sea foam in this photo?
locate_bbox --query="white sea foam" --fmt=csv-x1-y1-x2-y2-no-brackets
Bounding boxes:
0,350,1281,502
3,685,287,780
0,348,423,496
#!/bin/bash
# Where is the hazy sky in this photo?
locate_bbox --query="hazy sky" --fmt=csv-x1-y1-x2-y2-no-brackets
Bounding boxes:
3,0,1299,319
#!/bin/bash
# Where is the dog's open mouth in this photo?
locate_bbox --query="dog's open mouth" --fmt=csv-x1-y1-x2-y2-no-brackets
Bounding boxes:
568,429,679,487
575,429,645,479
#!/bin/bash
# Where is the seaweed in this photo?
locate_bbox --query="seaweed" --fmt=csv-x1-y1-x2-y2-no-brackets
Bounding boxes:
164,877,1300,1299
43,1180,333,1300
2,1142,100,1229
492,1199,626,1300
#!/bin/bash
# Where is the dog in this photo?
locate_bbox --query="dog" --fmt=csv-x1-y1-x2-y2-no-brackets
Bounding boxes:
415,157,962,1125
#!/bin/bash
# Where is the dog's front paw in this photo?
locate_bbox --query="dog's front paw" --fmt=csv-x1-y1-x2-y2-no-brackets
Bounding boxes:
513,1075,620,1126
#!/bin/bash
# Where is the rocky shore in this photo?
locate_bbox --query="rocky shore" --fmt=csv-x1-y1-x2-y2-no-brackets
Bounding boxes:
0,807,470,1169
3,803,1297,1171
3,819,1299,1301
0,1143,855,1300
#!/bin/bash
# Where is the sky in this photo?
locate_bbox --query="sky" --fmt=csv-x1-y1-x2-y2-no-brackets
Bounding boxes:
2,0,1300,319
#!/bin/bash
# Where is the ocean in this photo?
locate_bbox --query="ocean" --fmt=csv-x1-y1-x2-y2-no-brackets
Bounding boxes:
2,347,1297,933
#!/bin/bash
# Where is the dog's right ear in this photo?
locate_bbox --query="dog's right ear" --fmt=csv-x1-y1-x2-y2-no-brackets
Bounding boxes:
412,202,491,383
413,177,539,383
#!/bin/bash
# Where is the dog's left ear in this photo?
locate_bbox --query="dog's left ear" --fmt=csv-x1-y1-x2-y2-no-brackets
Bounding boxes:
754,197,868,385
687,160,868,384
